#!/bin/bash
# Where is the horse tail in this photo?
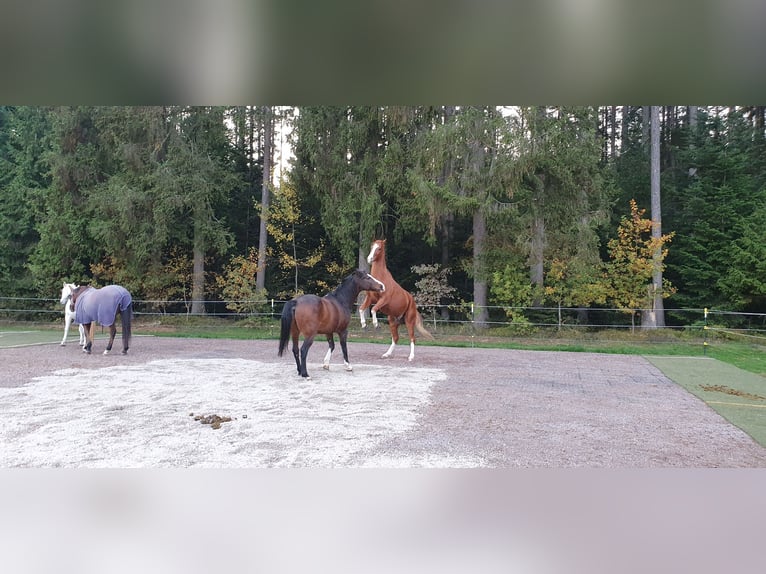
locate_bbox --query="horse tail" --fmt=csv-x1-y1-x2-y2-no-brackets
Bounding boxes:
406,293,434,340
278,299,297,356
415,311,435,340
122,302,133,349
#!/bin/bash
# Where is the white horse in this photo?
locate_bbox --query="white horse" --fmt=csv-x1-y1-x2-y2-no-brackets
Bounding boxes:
59,282,86,346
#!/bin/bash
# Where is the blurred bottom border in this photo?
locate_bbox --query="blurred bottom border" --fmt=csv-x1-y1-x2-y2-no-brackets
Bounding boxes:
1,468,762,574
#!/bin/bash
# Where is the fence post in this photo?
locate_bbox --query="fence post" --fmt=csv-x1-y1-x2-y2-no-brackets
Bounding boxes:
703,307,708,356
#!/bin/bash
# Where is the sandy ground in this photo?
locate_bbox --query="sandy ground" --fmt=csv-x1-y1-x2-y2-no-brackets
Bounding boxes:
2,336,766,467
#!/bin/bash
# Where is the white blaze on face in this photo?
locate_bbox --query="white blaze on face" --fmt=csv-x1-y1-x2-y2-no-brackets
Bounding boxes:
367,273,385,292
366,242,379,264
60,283,72,305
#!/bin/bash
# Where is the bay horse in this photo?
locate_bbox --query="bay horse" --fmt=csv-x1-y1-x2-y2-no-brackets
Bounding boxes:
59,282,86,347
359,239,434,361
70,284,133,355
278,270,385,378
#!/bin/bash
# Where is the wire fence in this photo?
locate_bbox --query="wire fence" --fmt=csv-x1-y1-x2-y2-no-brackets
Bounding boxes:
3,295,766,344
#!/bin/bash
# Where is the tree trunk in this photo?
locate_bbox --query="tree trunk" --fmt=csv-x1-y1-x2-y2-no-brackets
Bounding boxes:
256,106,272,291
191,211,205,315
642,105,665,328
466,108,489,328
530,211,545,306
473,209,489,327
622,106,630,151
529,170,546,307
358,225,368,271
438,105,455,321
440,213,452,320
642,106,651,149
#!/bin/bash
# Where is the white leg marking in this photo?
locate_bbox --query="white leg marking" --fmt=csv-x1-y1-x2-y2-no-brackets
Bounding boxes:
344,360,353,371
323,347,332,369
61,317,70,345
79,325,86,346
408,341,415,361
103,349,110,355
382,338,396,358
372,310,379,328
359,309,367,328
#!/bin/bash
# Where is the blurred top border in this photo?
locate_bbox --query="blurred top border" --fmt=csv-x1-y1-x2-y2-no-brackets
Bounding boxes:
1,0,764,105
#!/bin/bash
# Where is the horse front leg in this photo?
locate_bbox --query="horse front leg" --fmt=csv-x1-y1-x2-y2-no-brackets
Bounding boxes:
61,314,72,345
370,302,383,329
382,317,399,358
104,324,117,355
78,324,86,347
339,330,353,371
323,335,335,370
359,294,370,328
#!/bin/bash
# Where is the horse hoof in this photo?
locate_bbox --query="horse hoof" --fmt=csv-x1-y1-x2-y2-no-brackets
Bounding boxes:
103,350,110,355
345,365,353,372
121,350,128,355
322,364,330,370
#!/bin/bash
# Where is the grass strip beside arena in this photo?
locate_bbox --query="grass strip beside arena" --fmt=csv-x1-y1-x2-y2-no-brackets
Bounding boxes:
0,329,110,349
647,356,766,448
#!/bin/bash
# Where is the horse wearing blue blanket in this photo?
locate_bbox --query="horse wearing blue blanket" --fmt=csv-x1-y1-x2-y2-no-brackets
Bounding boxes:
70,284,133,355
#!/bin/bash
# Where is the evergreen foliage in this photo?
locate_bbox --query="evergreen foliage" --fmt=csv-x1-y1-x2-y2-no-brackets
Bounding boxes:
1,105,765,317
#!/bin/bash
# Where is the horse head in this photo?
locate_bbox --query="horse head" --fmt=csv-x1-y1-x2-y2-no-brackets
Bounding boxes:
69,285,90,312
60,282,78,305
367,239,387,265
353,269,385,293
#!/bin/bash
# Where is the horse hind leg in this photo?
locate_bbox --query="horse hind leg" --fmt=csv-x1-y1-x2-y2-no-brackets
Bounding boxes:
382,318,399,359
119,305,132,354
299,336,315,378
290,325,301,375
104,324,117,355
339,330,352,371
323,335,335,370
82,323,94,354
406,317,417,361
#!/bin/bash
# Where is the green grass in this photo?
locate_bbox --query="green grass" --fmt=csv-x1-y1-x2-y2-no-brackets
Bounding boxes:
647,356,766,447
8,316,766,376
126,316,766,376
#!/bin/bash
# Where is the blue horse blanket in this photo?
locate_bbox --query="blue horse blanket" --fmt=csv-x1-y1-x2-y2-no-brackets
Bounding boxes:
74,285,132,327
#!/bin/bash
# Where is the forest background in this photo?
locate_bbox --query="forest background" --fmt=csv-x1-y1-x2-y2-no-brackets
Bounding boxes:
1,106,765,329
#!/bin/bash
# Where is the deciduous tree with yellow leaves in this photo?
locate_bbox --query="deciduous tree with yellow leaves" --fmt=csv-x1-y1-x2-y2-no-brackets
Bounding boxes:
604,199,675,330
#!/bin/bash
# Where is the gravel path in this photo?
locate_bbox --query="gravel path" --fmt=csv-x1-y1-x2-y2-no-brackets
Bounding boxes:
2,337,765,467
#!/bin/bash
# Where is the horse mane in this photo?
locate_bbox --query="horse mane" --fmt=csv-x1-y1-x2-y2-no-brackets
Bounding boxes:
70,285,92,307
327,272,361,310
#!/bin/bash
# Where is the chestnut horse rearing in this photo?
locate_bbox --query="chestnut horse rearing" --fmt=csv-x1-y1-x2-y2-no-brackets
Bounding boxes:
359,239,434,361
278,270,385,378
